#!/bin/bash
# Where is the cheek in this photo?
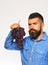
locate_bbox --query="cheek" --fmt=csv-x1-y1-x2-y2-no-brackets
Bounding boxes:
28,26,31,30
34,24,41,30
36,26,40,30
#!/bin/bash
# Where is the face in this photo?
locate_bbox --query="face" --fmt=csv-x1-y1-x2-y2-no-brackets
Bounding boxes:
28,18,44,39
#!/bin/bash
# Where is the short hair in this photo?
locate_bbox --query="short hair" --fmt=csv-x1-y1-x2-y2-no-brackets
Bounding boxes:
28,12,44,22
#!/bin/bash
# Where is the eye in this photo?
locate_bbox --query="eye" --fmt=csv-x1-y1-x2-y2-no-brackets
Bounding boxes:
28,24,31,26
33,22,38,25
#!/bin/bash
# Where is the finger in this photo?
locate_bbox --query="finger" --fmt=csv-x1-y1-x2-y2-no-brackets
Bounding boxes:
10,23,20,29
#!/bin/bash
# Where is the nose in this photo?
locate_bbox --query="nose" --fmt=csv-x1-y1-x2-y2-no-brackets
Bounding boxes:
29,24,34,29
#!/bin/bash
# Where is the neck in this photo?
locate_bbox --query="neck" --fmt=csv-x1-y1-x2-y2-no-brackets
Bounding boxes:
35,31,44,41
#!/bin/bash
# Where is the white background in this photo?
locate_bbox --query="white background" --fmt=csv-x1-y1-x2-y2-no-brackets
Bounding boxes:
0,0,48,65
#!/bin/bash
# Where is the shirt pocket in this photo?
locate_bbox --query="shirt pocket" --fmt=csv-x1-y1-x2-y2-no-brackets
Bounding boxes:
33,48,46,61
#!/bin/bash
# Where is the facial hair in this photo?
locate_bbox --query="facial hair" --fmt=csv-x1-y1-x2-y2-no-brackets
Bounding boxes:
29,28,41,39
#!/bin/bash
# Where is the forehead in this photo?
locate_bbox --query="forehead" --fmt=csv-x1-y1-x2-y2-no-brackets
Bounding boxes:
28,18,41,23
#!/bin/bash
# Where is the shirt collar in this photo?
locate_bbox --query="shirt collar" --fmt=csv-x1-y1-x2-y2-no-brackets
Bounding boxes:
40,32,48,41
29,32,48,41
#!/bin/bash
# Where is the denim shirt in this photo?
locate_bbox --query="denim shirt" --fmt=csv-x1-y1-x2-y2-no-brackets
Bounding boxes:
4,32,48,65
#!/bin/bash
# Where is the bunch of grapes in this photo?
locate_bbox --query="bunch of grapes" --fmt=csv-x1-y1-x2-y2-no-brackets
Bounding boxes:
11,27,25,50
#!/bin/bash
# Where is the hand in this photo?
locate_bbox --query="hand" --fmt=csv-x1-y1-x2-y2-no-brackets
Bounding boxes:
10,23,20,30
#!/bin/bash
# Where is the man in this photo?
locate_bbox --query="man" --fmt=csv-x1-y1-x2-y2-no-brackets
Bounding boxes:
4,12,48,65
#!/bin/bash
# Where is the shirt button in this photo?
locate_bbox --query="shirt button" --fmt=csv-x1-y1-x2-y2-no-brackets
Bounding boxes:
13,39,16,42
32,50,33,52
29,57,31,61
34,43,36,45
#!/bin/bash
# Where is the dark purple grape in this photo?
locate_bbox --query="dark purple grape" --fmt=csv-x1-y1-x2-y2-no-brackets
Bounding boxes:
11,27,25,50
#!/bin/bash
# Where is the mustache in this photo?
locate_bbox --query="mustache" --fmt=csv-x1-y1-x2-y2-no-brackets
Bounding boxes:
29,29,37,32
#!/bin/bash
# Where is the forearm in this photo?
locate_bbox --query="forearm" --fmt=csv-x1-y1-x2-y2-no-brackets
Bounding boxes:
4,32,12,49
4,23,24,50
4,32,19,50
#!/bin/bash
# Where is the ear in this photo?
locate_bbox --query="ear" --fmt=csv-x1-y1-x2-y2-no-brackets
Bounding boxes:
42,22,44,29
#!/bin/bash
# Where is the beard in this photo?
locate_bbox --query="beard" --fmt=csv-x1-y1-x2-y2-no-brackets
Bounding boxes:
29,28,41,39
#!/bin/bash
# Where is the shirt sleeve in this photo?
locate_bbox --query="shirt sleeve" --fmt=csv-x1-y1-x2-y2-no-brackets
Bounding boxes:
4,32,19,50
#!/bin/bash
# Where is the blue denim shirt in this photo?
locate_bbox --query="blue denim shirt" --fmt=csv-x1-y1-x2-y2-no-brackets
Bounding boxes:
4,32,48,65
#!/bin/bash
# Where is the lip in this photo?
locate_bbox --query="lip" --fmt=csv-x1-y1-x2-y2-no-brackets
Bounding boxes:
30,30,35,32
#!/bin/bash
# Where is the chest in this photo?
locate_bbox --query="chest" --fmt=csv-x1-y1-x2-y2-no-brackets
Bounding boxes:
22,40,48,60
